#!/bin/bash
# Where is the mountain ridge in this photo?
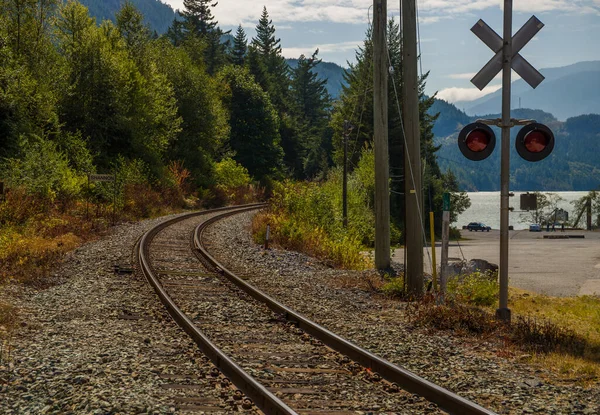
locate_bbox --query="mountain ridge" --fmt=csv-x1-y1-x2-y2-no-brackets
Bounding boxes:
455,61,600,120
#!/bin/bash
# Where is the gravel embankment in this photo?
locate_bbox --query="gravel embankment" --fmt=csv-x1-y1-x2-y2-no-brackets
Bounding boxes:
0,213,229,415
204,210,600,415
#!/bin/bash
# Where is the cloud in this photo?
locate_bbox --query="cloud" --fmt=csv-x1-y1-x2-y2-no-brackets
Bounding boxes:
447,72,477,80
437,84,502,102
283,40,362,59
446,72,522,81
162,0,600,26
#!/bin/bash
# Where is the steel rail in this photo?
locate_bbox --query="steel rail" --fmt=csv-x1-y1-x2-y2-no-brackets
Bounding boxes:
194,210,497,415
137,204,299,415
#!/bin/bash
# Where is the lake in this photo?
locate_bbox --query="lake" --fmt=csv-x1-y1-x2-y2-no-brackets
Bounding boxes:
455,191,590,230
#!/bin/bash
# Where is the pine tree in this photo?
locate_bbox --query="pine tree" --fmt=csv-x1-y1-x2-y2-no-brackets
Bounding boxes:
181,0,217,35
290,50,332,178
252,6,280,57
249,7,289,110
290,50,330,123
180,0,228,75
230,25,247,66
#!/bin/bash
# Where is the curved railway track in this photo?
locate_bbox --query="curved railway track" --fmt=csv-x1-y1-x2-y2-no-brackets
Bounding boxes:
137,205,496,415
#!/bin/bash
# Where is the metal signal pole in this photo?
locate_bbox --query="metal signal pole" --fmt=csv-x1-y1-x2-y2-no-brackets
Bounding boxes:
373,0,391,270
402,0,423,294
496,0,513,322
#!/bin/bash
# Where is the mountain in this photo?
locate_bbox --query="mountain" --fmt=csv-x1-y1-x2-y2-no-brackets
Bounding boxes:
286,59,348,99
455,61,600,121
78,0,177,34
429,100,600,191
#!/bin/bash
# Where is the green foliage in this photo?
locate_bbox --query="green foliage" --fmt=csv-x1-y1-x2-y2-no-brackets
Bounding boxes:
230,25,247,66
214,158,251,189
181,0,229,75
286,59,347,99
381,277,405,297
1,135,85,201
218,65,284,182
151,38,227,188
447,272,499,307
288,50,332,178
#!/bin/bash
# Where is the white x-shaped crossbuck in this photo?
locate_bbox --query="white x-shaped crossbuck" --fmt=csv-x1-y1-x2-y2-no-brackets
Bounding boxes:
471,16,545,90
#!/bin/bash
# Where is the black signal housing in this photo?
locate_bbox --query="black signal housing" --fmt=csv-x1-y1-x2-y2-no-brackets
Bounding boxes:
458,122,496,161
515,123,554,162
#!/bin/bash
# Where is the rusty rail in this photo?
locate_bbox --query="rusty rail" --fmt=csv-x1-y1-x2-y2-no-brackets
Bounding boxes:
137,204,298,415
194,209,497,415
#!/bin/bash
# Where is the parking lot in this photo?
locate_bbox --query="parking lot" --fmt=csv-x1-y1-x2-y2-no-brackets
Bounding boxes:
393,229,600,297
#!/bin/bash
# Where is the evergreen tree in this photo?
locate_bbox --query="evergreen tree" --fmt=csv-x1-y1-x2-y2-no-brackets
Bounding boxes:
249,6,289,110
180,0,228,75
290,50,332,178
219,66,283,182
230,24,247,66
116,2,151,63
166,18,185,46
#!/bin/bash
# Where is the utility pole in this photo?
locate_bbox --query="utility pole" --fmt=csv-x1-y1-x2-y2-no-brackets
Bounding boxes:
402,0,423,294
342,120,351,228
373,0,390,270
496,0,513,322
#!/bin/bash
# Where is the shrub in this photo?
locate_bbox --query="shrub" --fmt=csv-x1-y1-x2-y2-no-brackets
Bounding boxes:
381,276,405,297
447,271,499,306
1,135,85,202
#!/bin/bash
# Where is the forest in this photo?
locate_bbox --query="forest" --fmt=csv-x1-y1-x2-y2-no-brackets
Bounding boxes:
0,0,468,277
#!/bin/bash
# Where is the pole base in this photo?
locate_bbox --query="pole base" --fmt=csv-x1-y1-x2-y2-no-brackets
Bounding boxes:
495,307,511,323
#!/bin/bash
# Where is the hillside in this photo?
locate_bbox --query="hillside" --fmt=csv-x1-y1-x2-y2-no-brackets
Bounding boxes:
456,61,600,121
429,101,600,191
79,0,177,34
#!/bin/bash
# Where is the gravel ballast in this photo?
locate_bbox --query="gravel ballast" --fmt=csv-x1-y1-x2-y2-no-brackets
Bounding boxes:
1,209,598,415
203,210,600,415
0,213,232,415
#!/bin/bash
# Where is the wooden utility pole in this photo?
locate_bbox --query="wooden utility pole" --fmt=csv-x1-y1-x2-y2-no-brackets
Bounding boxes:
342,120,351,228
373,0,390,270
402,0,423,294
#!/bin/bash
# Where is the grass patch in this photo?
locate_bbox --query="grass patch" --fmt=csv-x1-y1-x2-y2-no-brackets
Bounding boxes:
405,284,600,382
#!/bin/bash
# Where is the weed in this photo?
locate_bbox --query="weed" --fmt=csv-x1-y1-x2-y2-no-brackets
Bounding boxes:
381,276,405,298
447,271,499,306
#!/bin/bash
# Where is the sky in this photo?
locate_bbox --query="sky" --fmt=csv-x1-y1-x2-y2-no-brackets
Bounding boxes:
160,1,600,102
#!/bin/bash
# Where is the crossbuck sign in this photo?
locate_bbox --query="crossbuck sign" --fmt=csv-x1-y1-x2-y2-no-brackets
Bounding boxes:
471,16,545,90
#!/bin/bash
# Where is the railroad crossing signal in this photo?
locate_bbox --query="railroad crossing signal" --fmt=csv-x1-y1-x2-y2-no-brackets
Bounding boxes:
471,16,545,90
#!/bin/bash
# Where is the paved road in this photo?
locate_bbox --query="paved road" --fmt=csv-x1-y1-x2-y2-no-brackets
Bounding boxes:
393,229,600,297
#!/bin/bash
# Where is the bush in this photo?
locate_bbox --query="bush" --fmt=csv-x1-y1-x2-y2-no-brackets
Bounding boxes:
447,271,499,306
381,276,405,297
1,135,85,202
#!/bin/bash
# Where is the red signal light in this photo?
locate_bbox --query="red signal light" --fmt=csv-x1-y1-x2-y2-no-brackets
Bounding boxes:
515,123,554,162
458,122,496,161
465,130,491,152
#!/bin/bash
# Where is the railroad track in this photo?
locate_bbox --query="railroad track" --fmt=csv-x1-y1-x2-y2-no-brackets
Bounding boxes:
137,204,496,414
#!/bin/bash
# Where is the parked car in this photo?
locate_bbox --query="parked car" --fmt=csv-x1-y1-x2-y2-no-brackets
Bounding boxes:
529,223,542,232
467,222,491,232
